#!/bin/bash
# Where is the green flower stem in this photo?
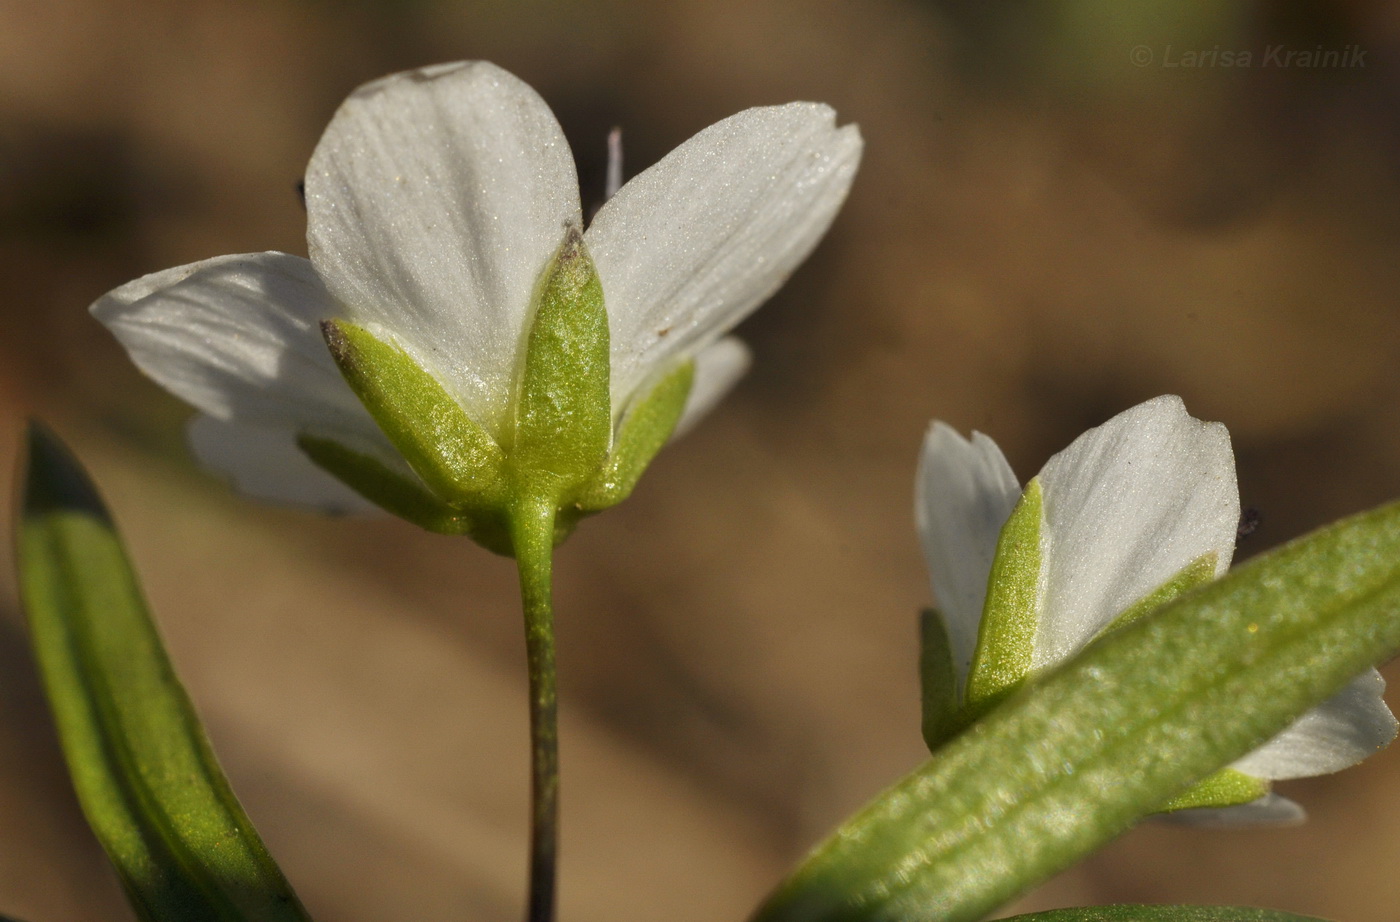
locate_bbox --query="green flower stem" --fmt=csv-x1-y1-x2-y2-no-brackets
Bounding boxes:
510,496,560,922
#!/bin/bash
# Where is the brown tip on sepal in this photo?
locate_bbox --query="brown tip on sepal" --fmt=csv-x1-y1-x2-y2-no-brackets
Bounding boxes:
320,319,352,363
556,222,585,263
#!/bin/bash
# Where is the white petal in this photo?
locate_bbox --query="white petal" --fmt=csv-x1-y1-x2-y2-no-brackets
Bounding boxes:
915,423,1023,691
1159,793,1305,828
1033,395,1239,670
587,103,861,409
92,253,378,442
1231,669,1398,780
305,61,582,436
188,415,378,515
671,337,752,438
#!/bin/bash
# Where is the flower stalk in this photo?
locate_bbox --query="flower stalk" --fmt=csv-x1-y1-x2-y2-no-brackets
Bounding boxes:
86,60,862,921
510,496,561,922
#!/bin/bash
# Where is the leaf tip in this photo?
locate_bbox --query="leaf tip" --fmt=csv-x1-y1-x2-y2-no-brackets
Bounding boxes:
22,421,109,522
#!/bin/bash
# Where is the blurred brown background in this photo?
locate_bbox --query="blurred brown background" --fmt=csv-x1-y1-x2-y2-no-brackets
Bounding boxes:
4,1,1400,920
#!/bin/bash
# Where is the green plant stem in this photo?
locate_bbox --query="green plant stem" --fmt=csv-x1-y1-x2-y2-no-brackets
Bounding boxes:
511,497,559,922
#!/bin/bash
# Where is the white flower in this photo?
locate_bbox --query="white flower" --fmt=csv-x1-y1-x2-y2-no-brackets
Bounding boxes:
93,62,861,523
916,395,1397,822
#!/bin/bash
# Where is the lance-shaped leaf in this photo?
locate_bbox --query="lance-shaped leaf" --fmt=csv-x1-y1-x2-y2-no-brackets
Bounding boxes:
16,425,312,922
996,907,1329,921
753,499,1400,922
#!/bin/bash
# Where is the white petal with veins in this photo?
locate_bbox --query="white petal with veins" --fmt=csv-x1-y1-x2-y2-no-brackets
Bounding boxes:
916,423,1023,690
672,338,752,438
1233,669,1398,779
1034,395,1238,669
188,416,378,515
1161,793,1306,828
92,252,381,446
93,62,862,519
587,103,861,410
305,61,582,438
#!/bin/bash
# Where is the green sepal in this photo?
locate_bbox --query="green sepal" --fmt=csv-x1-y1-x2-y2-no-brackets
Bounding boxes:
16,425,311,922
1155,768,1270,814
296,434,474,536
919,609,960,751
752,498,1400,922
576,360,694,513
1100,553,1219,638
964,477,1044,717
997,906,1329,921
296,433,517,554
510,225,611,505
321,318,505,505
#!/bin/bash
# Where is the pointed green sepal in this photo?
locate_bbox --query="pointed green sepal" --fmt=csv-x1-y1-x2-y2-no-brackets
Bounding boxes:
919,609,960,751
576,360,693,512
1100,552,1219,637
296,434,475,536
511,225,611,503
964,477,1044,716
321,319,505,506
1156,767,1270,814
16,425,312,922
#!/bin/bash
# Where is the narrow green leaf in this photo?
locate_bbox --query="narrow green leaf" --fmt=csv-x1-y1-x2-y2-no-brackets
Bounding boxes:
16,425,312,922
512,224,611,501
1095,554,1266,813
321,318,505,504
964,478,1043,715
919,609,959,751
576,359,693,513
996,906,1328,921
753,499,1400,922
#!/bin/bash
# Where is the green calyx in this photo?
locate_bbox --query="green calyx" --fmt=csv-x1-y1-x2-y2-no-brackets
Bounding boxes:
510,224,613,504
1156,767,1270,814
920,479,1044,751
919,608,959,751
295,434,481,538
962,478,1045,721
319,318,507,507
576,361,694,513
308,226,696,555
761,498,1400,922
1099,552,1219,638
919,485,1266,813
